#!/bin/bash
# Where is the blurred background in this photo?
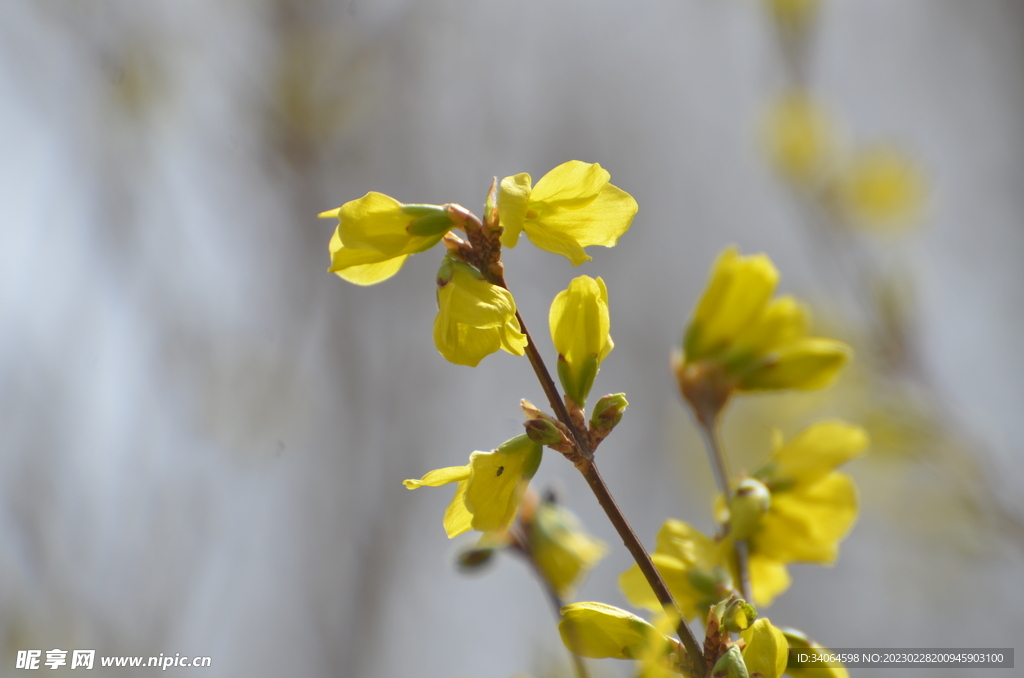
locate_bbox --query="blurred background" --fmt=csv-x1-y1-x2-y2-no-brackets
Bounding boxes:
1,0,1022,676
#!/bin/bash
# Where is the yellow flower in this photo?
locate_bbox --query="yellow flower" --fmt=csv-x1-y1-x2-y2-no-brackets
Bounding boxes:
741,618,789,678
677,248,851,416
715,422,867,605
762,92,836,185
549,275,614,406
749,422,867,564
558,602,674,660
619,519,735,621
403,434,543,537
838,145,926,230
433,259,528,367
320,192,454,285
528,499,607,597
498,160,638,265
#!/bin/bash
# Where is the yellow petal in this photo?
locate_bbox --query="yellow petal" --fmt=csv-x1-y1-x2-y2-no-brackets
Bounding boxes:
402,465,471,489
464,436,542,533
402,465,473,539
741,618,789,678
755,473,858,564
740,338,851,391
770,422,869,487
558,602,666,660
530,160,609,204
432,312,502,367
443,480,473,538
522,221,592,265
531,502,607,597
686,248,779,360
498,172,532,248
747,553,791,608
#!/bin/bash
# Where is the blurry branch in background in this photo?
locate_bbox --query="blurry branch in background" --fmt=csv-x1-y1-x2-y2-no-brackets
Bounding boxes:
757,0,1024,549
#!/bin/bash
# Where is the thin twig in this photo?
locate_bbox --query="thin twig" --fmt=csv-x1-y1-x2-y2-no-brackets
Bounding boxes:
489,268,706,676
697,420,751,603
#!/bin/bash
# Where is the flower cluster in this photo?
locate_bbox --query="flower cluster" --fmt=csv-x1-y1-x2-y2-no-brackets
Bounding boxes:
324,160,863,678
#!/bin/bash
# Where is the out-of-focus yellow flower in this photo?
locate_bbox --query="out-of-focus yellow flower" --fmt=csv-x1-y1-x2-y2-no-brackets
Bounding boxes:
558,602,674,660
528,499,607,597
619,519,735,621
677,248,851,418
715,422,867,603
549,275,614,406
498,160,638,265
320,192,454,285
763,92,836,185
782,628,851,678
750,422,867,564
764,0,820,35
433,258,528,367
838,145,926,230
403,434,543,537
741,618,789,678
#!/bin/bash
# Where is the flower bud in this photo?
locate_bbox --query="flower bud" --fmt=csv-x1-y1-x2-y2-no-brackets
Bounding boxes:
524,418,567,447
590,393,628,435
730,478,771,540
711,646,749,678
713,595,758,633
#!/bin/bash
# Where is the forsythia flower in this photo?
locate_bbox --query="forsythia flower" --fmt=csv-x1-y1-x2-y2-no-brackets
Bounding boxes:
677,247,851,418
558,602,674,660
618,518,789,612
528,499,607,598
717,422,868,604
320,192,454,285
763,92,836,185
838,145,926,230
403,434,543,537
498,160,638,265
549,275,614,406
749,422,868,564
433,258,528,367
619,519,735,621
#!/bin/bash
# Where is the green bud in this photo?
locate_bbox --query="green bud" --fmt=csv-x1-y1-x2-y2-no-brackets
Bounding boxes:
557,353,599,408
729,478,771,540
590,393,628,434
713,595,758,633
403,204,455,237
711,646,749,678
524,418,567,446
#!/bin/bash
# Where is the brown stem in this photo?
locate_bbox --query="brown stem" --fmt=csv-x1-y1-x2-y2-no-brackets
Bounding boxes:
488,267,705,676
697,420,751,603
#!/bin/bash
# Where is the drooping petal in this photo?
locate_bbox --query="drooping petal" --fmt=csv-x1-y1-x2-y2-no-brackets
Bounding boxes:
463,436,542,533
402,465,473,539
741,618,789,678
558,602,668,660
754,473,858,564
740,337,851,391
498,172,532,248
